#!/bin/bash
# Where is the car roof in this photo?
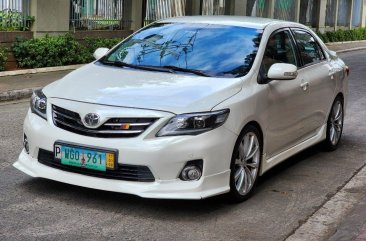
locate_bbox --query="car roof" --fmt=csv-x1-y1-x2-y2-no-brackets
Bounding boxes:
158,15,297,29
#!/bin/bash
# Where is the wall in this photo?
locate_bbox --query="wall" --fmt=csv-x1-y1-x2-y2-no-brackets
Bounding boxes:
31,0,70,37
0,32,34,70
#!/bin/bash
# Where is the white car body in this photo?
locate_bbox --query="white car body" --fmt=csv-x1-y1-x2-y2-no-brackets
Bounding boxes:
14,16,348,200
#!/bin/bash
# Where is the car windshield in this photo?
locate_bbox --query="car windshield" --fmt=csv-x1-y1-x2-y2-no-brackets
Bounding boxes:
102,22,262,78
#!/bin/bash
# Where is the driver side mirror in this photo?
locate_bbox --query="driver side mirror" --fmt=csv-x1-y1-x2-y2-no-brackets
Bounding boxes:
267,63,298,80
93,47,110,60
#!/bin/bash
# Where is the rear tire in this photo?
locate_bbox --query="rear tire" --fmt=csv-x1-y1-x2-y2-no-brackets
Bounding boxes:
227,125,262,202
323,97,344,151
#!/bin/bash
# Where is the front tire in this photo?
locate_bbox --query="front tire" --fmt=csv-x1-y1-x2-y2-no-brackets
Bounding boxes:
227,125,262,202
323,97,344,151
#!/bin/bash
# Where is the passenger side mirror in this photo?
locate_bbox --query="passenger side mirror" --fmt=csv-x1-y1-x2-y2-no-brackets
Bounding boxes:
267,63,298,80
93,48,110,60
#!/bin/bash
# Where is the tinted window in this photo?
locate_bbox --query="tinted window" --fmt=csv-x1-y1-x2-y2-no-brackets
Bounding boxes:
104,23,262,78
261,30,298,74
292,30,324,66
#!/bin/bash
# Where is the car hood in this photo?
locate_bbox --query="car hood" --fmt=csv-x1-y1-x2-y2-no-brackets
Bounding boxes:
43,63,243,114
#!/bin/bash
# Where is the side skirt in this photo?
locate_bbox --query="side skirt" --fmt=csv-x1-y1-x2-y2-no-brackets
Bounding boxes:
260,124,327,175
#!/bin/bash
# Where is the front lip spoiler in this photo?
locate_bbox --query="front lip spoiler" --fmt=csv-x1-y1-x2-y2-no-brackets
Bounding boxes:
14,149,231,200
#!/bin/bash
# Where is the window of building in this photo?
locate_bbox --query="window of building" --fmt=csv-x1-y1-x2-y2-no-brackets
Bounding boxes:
201,0,226,15
246,0,269,17
299,0,319,28
325,0,337,27
274,0,296,21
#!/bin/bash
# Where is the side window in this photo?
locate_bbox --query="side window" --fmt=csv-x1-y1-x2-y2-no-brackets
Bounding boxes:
261,30,298,74
292,30,325,66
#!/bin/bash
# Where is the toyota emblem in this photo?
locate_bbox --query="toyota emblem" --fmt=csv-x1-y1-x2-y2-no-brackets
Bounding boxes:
84,113,100,127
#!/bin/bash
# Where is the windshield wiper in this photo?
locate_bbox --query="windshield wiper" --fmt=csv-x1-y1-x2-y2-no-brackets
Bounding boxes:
102,61,211,77
162,65,211,77
107,60,175,73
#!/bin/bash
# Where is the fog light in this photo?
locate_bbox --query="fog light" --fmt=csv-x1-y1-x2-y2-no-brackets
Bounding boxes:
23,134,29,154
180,160,203,181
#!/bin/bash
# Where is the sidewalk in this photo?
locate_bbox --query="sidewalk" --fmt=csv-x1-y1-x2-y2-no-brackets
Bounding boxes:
0,70,73,101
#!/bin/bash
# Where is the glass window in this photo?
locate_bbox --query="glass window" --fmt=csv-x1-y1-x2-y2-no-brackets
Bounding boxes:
299,0,319,28
201,0,226,15
325,0,337,27
247,0,269,17
274,0,296,21
292,30,324,66
337,0,351,27
261,30,298,74
103,22,262,78
352,0,362,27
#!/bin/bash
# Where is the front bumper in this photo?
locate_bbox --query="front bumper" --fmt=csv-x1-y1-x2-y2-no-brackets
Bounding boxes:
14,99,237,199
14,150,230,199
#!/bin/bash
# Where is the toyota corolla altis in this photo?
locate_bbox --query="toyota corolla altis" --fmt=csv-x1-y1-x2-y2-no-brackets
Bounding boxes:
14,16,348,201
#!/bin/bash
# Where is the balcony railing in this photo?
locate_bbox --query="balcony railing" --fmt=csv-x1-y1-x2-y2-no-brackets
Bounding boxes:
70,0,131,31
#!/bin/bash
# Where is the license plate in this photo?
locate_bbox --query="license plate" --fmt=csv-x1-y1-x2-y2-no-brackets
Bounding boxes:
54,143,116,171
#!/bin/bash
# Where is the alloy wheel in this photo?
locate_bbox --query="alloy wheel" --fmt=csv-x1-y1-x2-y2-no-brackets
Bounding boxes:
234,132,260,195
329,100,343,146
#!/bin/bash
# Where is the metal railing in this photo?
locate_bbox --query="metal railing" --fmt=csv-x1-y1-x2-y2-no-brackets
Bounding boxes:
0,0,32,31
144,0,228,26
70,0,131,31
144,0,186,26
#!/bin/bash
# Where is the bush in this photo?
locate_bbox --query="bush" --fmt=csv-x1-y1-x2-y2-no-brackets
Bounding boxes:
12,34,90,68
11,34,124,69
317,28,366,43
0,46,7,71
83,37,123,62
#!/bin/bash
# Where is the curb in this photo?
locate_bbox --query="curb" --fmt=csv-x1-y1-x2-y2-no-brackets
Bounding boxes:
325,40,366,46
0,87,41,102
336,46,366,53
285,163,366,241
0,64,84,77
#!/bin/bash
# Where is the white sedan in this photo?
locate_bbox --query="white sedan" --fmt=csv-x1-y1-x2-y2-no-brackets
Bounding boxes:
14,16,348,202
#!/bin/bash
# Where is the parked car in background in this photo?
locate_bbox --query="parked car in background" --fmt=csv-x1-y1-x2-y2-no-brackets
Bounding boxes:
14,16,348,202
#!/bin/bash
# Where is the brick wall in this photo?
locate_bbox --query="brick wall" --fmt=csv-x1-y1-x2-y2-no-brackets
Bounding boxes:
0,32,34,71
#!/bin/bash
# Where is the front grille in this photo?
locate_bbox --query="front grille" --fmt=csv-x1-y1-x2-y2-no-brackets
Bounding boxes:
38,149,155,182
52,105,158,138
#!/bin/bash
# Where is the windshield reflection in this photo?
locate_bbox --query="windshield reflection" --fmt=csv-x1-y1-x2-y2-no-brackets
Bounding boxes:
104,22,262,78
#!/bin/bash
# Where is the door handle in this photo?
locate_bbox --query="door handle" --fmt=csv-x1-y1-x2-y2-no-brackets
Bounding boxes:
300,82,309,91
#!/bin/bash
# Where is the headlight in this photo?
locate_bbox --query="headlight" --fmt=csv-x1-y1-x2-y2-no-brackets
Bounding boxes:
157,109,230,137
30,89,47,120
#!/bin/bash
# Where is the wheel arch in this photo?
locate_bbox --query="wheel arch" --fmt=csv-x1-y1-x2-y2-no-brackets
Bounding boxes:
236,120,265,171
243,121,264,150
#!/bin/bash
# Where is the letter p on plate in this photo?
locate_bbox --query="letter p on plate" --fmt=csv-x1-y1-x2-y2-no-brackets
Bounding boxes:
54,145,62,159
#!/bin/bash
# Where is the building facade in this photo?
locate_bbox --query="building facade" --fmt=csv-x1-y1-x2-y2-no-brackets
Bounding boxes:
1,0,366,36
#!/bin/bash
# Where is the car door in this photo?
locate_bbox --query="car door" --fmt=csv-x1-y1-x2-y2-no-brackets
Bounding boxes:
261,29,311,158
291,28,336,138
